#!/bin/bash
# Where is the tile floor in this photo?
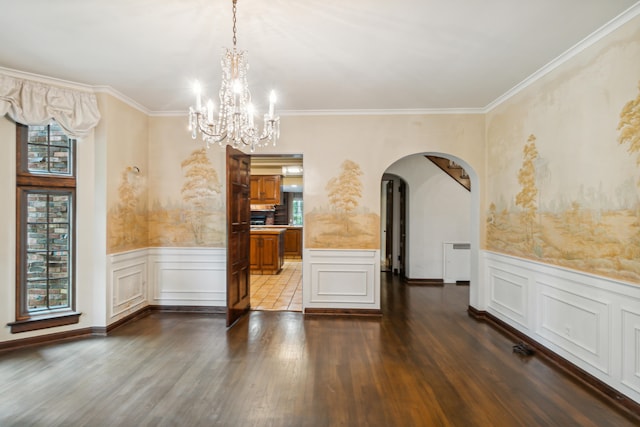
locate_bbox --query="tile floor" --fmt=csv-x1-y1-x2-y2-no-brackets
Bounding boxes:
250,261,302,311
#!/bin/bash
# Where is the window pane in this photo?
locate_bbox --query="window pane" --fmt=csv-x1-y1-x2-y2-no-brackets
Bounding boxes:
24,191,72,312
27,194,48,223
49,195,69,222
292,199,303,225
26,252,47,281
49,146,70,174
48,224,69,250
28,143,48,172
27,126,48,144
48,279,69,308
49,124,70,148
27,223,47,250
26,281,48,311
25,121,73,175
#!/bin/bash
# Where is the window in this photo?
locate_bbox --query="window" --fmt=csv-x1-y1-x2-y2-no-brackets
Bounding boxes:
9,121,80,333
292,197,303,226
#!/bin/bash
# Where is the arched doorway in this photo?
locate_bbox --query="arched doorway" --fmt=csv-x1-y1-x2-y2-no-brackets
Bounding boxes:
381,152,482,308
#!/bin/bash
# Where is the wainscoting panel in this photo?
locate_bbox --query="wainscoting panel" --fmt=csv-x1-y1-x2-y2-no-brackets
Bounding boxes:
487,265,528,328
304,249,380,310
148,248,226,307
538,282,610,373
108,249,148,322
483,251,640,404
622,307,640,394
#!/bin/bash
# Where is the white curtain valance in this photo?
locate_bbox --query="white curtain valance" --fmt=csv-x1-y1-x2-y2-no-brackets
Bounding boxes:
0,73,101,138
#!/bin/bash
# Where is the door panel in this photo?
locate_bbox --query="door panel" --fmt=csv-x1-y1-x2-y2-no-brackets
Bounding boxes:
384,180,394,272
226,145,251,327
399,180,406,278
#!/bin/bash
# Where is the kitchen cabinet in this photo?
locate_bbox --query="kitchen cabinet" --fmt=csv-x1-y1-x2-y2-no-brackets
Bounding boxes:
284,227,303,259
250,228,285,274
250,175,281,204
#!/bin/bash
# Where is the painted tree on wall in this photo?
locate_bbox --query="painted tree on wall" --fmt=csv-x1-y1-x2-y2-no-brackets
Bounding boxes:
107,166,148,252
618,81,640,169
118,168,137,243
515,134,539,251
181,148,221,244
326,159,363,232
617,81,640,261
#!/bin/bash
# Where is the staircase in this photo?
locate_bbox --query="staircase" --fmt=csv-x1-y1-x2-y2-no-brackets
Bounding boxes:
425,156,471,191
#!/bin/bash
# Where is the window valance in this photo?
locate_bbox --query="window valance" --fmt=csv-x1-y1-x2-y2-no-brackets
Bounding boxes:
0,73,101,138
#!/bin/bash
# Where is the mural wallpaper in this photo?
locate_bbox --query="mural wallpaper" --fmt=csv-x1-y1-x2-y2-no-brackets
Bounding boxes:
108,148,225,253
306,159,379,249
487,82,640,283
107,166,148,253
148,148,225,247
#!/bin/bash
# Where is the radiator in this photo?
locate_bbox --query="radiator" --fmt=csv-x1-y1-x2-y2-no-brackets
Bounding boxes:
443,242,470,282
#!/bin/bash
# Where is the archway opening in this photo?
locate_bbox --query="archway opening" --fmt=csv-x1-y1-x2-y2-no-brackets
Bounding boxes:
381,152,481,309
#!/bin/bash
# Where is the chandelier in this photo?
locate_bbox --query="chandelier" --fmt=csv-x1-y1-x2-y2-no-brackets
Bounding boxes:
189,0,280,151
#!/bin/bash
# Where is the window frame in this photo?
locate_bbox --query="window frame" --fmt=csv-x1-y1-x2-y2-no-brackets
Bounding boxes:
9,122,80,333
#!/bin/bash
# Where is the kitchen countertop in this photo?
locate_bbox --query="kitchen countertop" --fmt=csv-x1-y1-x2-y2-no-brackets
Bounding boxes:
252,225,303,229
250,227,287,234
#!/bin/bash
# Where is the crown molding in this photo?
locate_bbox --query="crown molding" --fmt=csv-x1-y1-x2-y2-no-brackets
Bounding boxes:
277,108,485,116
92,86,151,115
149,107,485,118
148,110,187,117
484,1,640,113
0,66,152,115
0,66,95,92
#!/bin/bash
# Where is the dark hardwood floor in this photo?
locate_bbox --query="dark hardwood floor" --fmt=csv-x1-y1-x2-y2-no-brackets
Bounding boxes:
0,274,637,426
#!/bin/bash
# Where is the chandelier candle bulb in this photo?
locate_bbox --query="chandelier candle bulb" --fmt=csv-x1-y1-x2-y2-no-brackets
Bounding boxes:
248,103,255,127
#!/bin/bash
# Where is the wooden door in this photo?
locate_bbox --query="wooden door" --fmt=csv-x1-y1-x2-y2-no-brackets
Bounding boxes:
226,145,251,327
398,180,406,278
383,180,394,272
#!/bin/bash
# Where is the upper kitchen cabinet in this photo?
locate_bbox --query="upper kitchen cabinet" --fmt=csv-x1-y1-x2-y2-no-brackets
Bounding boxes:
250,175,281,204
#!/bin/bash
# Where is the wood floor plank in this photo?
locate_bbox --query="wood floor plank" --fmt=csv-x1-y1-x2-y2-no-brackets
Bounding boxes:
0,273,638,426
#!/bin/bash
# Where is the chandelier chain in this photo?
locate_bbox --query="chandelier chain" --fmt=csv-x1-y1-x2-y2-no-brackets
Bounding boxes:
232,0,237,48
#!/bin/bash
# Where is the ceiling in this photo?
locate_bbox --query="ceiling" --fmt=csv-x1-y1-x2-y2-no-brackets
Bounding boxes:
0,0,637,114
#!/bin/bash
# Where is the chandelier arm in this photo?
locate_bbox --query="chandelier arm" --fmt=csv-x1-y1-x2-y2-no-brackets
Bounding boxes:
194,113,226,142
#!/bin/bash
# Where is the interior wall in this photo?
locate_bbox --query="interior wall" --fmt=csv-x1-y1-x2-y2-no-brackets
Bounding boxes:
0,116,17,341
481,10,640,404
103,94,149,254
386,155,471,280
485,13,640,285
